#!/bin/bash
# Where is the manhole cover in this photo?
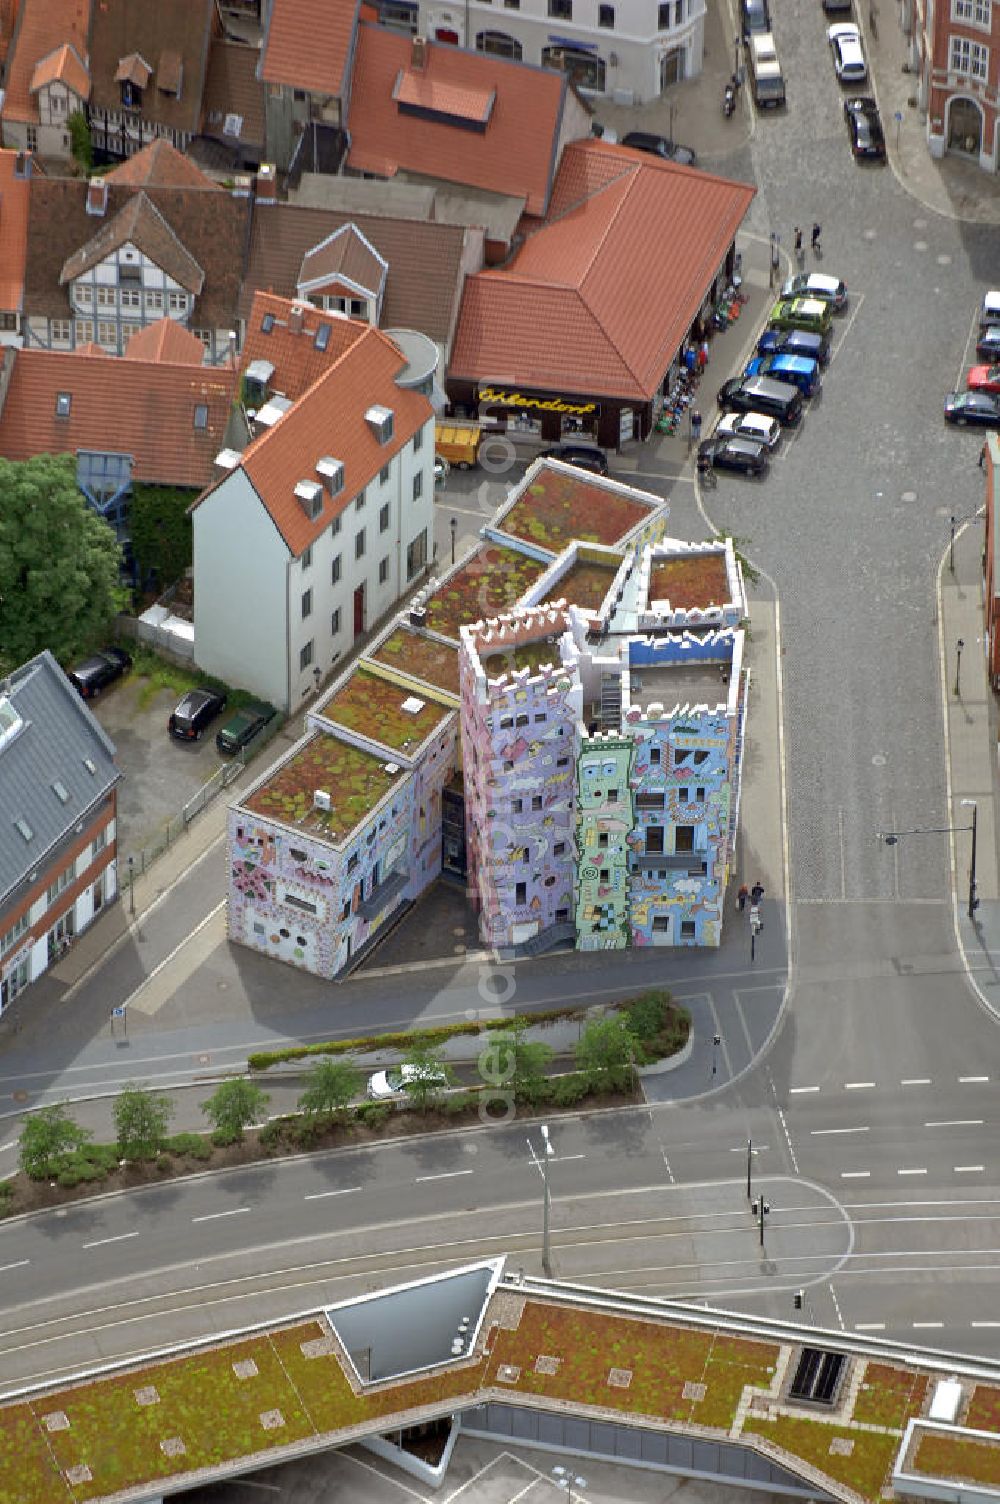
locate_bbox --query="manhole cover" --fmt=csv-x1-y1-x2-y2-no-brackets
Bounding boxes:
196,1054,210,1065
872,753,887,766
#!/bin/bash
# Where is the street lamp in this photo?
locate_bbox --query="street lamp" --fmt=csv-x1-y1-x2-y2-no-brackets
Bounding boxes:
712,1033,721,1078
450,515,458,566
127,854,135,918
752,1195,770,1247
879,812,979,920
552,1465,588,1503
746,1136,754,1201
955,637,965,697
539,1123,555,1277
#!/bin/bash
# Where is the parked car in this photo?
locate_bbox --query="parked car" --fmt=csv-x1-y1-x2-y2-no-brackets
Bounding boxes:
169,687,227,741
697,436,769,477
741,0,771,34
367,1064,448,1099
433,454,450,487
538,443,610,475
744,353,821,397
779,273,848,312
717,375,803,426
768,297,834,335
716,410,782,449
967,364,1000,395
976,325,1000,362
828,22,867,82
980,290,1000,327
66,646,132,699
822,0,853,15
216,701,276,755
843,96,885,160
757,327,832,366
621,131,697,166
944,391,1000,428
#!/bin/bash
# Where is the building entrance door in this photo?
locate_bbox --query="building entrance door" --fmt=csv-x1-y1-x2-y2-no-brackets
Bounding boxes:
353,583,365,639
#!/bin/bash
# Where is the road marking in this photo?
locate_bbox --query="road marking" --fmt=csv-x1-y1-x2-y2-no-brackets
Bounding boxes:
0,1260,29,1274
191,1207,251,1223
897,1168,928,1176
82,1232,140,1249
811,1126,869,1136
901,1078,931,1086
414,1170,475,1183
844,1082,876,1090
955,1166,985,1174
828,1284,845,1331
960,1075,990,1083
971,1321,1000,1328
913,1322,943,1329
841,1171,871,1178
789,1086,820,1094
775,1104,799,1174
854,1322,885,1331
0,1140,17,1154
303,1188,360,1201
730,1143,770,1151
926,1119,984,1127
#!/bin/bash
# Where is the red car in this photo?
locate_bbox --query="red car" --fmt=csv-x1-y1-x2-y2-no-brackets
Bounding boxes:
967,363,1000,394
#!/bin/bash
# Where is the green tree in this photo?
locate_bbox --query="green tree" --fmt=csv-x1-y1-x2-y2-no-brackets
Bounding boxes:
0,454,124,672
128,484,196,591
575,1015,638,1095
400,1037,452,1112
483,1017,553,1103
297,1057,362,1120
19,1104,91,1180
113,1083,174,1162
201,1078,271,1143
67,109,93,174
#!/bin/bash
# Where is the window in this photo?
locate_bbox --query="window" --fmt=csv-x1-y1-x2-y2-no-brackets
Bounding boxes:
1,912,29,957
599,867,610,881
650,746,661,765
120,288,140,308
379,556,389,584
380,464,390,485
97,321,117,346
531,795,543,810
301,588,312,619
26,126,37,151
949,34,989,75
302,544,312,569
953,0,990,21
97,286,115,308
51,319,71,344
331,607,341,635
505,0,521,6
379,502,390,533
75,319,94,343
330,515,341,538
55,391,72,418
92,827,108,857
194,327,211,347
653,916,670,933
412,472,423,501
193,403,208,429
299,640,314,670
599,1,615,22
47,861,75,905
284,892,317,915
146,290,163,311
678,787,689,802
681,920,696,939
554,841,566,856
350,299,366,317
355,490,366,512
636,792,665,809
515,881,527,905
406,529,428,580
658,1,670,23
607,788,619,804
696,787,706,803
557,755,569,767
76,285,92,306
693,749,709,765
169,291,188,312
331,554,342,584
598,832,609,849
413,425,424,452
512,797,523,813
645,827,665,855
548,0,572,15
674,0,683,22
355,528,366,559
675,825,695,852
347,852,359,874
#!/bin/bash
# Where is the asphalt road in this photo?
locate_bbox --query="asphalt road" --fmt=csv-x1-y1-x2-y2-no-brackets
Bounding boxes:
1,0,999,1403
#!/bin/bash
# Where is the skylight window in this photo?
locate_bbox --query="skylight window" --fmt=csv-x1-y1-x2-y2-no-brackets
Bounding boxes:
193,403,209,430
55,392,72,418
52,780,70,804
261,313,275,335
315,323,331,352
15,818,33,842
83,756,97,775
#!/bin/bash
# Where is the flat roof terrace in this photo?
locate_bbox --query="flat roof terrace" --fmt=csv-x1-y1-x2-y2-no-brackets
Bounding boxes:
369,626,461,697
628,662,731,715
243,731,403,844
315,666,452,754
541,557,618,612
649,551,731,612
424,545,548,641
479,638,564,679
498,465,656,553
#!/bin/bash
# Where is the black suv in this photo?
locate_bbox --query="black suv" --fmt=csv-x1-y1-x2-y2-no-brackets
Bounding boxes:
538,444,609,476
698,436,769,477
67,646,132,699
621,131,697,167
216,702,276,755
169,688,227,741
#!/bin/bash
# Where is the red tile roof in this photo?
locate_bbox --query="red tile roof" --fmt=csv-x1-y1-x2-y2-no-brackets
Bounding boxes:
0,149,31,314
240,291,370,402
3,0,90,123
105,137,220,191
0,346,237,489
29,40,89,98
346,24,569,217
59,190,206,293
259,0,358,97
449,139,756,402
124,317,207,365
196,300,432,557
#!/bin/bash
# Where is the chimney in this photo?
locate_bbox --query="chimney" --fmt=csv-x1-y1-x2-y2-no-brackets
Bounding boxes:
288,303,304,335
86,177,108,217
411,35,427,71
255,163,276,203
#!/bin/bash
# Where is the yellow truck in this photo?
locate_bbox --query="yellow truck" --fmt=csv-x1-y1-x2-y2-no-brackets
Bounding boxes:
434,420,482,469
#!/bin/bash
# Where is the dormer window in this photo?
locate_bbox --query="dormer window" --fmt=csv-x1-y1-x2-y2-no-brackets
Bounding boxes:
121,80,142,110
365,405,394,444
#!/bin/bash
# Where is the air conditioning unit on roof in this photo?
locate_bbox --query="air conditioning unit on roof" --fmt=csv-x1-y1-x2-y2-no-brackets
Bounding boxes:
313,789,332,811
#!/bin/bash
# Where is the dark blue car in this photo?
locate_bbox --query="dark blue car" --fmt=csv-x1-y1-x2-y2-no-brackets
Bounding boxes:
757,327,831,366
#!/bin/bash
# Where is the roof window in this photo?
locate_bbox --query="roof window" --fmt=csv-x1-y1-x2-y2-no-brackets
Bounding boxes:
15,818,33,842
315,456,344,497
315,323,331,352
52,780,70,804
55,392,72,418
294,480,324,520
0,699,23,753
365,405,395,444
83,756,97,775
261,313,275,335
193,403,208,430
789,1348,846,1406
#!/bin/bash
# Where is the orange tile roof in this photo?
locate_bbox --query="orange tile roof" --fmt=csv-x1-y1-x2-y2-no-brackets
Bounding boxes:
124,317,207,365
2,0,90,123
346,24,568,217
0,346,237,489
197,306,432,557
239,291,370,402
259,0,358,97
392,71,495,126
449,139,756,402
29,40,89,98
105,137,220,191
0,148,31,314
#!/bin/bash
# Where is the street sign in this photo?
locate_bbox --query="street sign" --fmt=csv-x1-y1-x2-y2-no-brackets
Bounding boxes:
112,1005,126,1018
894,110,903,121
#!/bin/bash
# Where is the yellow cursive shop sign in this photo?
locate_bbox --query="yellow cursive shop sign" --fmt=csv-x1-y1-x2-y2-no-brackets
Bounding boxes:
478,386,599,416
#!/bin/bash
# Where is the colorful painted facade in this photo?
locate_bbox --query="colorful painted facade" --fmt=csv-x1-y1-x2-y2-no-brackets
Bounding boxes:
575,734,633,950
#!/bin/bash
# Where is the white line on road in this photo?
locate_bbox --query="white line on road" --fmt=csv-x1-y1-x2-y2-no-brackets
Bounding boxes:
901,1078,931,1086
775,1105,799,1174
897,1168,928,1176
926,1120,984,1128
82,1232,140,1249
0,1140,17,1153
912,1322,944,1329
828,1284,845,1331
971,1321,1000,1328
854,1322,886,1331
955,1166,985,1174
729,1144,770,1151
0,1260,30,1274
191,1207,251,1223
959,1075,990,1083
789,1086,820,1094
844,1082,876,1090
303,1188,360,1201
414,1170,475,1183
841,1171,871,1178
811,1127,870,1136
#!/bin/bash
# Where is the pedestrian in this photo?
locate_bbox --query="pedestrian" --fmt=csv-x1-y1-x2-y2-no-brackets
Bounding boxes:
698,338,709,371
811,222,822,252
751,880,764,905
691,407,702,442
794,226,803,256
738,883,749,911
684,345,697,374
